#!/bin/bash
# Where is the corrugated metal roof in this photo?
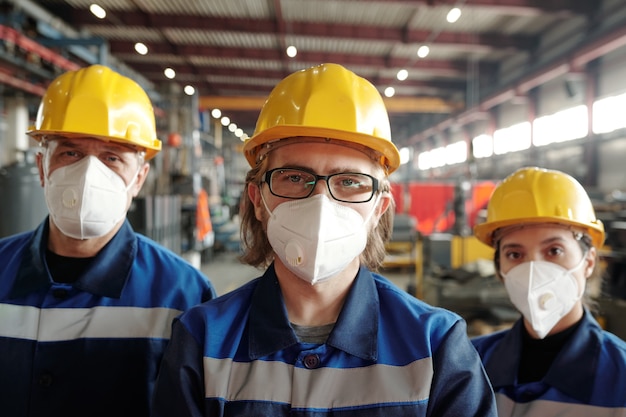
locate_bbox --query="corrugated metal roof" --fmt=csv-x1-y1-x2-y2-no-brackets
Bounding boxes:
18,0,625,145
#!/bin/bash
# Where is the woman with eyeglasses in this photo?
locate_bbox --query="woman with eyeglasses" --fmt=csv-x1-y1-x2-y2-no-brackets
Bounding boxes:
152,63,496,417
472,167,626,416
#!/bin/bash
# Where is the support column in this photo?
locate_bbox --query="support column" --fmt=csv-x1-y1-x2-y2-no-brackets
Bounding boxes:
3,95,30,166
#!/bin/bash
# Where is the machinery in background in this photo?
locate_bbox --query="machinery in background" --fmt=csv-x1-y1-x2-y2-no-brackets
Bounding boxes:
590,191,626,340
383,213,423,298
127,194,183,255
385,178,518,334
0,151,48,238
422,234,516,336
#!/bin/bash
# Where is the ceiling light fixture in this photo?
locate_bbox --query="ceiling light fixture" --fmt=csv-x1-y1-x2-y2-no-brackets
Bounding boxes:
286,45,298,58
417,45,430,58
89,4,106,19
384,87,395,98
447,7,462,23
164,68,176,79
397,69,408,81
134,42,148,55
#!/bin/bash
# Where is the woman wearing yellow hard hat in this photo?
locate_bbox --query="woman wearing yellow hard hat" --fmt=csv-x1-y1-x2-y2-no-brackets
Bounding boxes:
472,166,626,415
152,63,497,416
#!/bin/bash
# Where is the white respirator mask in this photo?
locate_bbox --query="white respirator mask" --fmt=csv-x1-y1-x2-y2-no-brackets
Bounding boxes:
263,193,378,285
502,256,586,339
44,155,137,240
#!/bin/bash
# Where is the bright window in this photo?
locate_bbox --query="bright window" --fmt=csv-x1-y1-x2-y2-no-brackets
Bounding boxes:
399,147,411,165
445,141,467,165
418,146,447,170
472,134,493,158
417,150,431,170
593,92,626,134
533,105,588,146
493,122,531,155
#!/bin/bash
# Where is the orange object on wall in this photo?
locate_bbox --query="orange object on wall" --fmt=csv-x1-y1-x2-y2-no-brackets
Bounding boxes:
196,189,213,242
167,132,182,147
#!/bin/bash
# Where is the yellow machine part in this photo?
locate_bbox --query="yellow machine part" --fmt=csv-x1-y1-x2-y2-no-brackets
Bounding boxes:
384,239,424,299
450,235,495,269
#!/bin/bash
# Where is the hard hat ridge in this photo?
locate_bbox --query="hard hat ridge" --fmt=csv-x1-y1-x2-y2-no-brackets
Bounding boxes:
243,63,400,173
28,64,162,160
474,166,605,248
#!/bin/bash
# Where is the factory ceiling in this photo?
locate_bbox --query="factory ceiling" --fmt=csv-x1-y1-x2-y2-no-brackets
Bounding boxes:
2,0,625,147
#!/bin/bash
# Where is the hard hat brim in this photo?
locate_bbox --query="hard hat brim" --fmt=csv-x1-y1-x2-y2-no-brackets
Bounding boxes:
27,129,161,161
243,125,400,173
474,216,605,248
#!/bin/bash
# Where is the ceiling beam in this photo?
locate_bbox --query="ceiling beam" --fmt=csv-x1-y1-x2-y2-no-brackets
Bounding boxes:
65,9,535,53
109,40,497,78
198,95,461,114
129,63,468,89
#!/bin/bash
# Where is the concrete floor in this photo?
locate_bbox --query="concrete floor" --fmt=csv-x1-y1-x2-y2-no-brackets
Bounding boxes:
200,251,261,296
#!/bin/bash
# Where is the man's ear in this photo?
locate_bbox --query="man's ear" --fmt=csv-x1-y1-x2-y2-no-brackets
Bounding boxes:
36,152,45,187
376,193,393,220
248,183,265,221
131,163,150,197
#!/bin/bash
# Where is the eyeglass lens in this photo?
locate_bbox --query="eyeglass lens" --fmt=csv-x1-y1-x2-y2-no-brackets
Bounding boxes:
268,168,376,202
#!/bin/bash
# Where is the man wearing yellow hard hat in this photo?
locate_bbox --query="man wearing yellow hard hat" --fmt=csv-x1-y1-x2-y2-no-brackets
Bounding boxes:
0,65,215,416
472,166,626,415
152,63,496,416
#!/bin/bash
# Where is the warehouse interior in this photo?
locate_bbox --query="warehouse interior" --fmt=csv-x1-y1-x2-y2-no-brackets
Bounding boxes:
1,0,626,339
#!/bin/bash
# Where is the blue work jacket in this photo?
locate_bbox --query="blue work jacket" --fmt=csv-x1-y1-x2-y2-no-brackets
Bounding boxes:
152,263,496,416
472,310,626,416
0,219,216,417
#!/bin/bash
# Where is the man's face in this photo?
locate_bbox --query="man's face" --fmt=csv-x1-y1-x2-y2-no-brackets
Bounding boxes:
37,137,148,199
250,139,391,227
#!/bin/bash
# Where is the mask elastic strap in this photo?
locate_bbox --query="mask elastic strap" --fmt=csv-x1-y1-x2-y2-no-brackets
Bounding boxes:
362,193,382,226
124,165,142,192
569,251,588,273
259,190,275,219
42,149,53,181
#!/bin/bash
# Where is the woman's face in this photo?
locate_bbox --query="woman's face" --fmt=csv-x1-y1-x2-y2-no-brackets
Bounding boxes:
498,224,595,291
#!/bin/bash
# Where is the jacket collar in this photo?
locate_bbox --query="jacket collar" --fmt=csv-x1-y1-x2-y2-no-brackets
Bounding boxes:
248,264,379,360
485,310,602,403
10,218,137,299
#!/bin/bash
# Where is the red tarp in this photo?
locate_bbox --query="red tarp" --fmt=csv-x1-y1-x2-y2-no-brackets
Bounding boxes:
391,181,497,236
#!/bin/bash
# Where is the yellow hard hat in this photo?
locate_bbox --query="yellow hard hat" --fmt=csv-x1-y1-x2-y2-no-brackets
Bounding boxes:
27,64,162,160
474,167,605,248
242,63,400,173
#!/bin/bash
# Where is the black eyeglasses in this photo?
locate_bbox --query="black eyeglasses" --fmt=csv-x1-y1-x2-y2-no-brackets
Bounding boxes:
263,167,379,203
